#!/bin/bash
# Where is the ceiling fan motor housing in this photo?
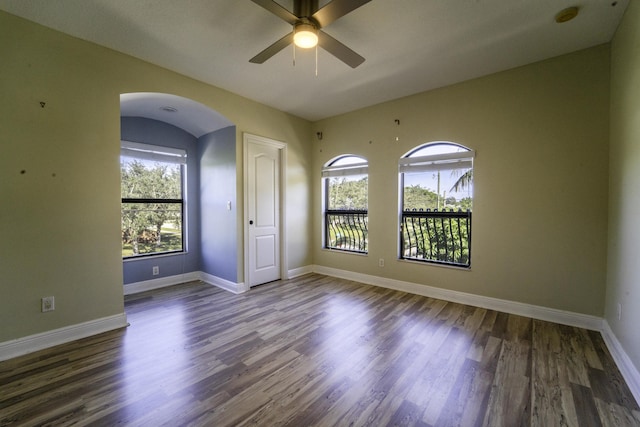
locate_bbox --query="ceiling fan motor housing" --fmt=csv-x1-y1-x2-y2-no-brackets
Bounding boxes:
249,0,371,68
294,20,318,48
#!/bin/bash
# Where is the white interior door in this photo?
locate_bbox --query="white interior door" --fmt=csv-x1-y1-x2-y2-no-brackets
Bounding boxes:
247,137,281,287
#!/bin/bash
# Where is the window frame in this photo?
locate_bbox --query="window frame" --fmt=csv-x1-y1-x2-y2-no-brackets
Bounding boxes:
322,155,369,254
120,141,187,259
399,142,474,268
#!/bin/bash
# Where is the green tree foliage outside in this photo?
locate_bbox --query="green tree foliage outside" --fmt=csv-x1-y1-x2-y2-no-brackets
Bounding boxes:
326,173,472,212
402,214,471,265
403,185,471,212
327,176,368,210
121,159,183,257
326,212,368,252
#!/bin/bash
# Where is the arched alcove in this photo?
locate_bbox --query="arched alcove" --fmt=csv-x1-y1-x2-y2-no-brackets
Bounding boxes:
120,93,240,291
120,92,232,137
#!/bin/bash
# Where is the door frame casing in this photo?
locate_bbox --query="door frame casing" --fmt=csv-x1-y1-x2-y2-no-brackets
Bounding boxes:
243,133,288,288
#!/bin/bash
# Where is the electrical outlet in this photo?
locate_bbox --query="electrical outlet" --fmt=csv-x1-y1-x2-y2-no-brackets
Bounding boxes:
379,258,384,267
152,266,159,276
42,296,55,312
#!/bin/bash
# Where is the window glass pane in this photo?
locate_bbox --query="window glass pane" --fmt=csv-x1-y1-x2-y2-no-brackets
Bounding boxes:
330,156,366,166
121,203,183,256
121,154,184,258
327,175,368,210
403,167,472,211
326,211,368,253
408,143,467,157
121,156,181,199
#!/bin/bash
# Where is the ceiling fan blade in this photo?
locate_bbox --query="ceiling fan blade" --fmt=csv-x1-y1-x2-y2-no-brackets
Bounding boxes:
312,0,372,28
249,32,294,64
250,0,298,25
318,30,365,68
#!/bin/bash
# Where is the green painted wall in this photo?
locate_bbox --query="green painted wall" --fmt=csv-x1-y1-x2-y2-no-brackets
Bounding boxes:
313,45,610,316
608,1,640,375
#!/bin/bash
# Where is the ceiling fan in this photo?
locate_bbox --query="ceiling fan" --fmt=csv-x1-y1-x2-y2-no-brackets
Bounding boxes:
249,0,371,68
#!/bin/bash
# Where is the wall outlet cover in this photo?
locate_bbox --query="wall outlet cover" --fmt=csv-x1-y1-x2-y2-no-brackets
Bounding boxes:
42,296,55,312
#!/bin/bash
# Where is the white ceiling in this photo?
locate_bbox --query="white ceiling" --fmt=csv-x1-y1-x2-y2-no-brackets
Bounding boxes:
0,0,629,128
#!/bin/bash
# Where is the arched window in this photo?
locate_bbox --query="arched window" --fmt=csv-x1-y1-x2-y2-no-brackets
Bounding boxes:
399,142,474,267
322,155,368,253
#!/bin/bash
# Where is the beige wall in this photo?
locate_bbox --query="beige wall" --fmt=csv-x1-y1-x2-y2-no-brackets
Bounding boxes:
608,1,640,373
0,11,312,343
313,45,610,316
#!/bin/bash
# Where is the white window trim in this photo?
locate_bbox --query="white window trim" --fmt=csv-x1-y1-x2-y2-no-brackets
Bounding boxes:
121,140,187,165
321,161,368,178
399,150,475,173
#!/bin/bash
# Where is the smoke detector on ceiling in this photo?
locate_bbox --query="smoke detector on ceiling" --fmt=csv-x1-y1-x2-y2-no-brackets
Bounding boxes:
555,6,579,23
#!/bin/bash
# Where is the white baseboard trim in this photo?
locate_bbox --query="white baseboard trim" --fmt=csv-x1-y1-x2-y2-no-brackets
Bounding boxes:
0,313,128,362
124,271,247,295
200,272,248,294
601,321,640,404
123,272,202,295
312,265,603,331
288,265,314,279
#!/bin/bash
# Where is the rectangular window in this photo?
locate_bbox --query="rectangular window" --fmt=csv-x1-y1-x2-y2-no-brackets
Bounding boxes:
399,148,474,267
322,157,368,253
121,141,186,258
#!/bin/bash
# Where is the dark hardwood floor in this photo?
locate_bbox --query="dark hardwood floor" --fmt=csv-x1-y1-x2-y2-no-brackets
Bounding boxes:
1,274,638,426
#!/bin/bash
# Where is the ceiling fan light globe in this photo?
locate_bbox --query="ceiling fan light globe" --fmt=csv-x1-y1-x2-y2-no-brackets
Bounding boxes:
294,24,318,48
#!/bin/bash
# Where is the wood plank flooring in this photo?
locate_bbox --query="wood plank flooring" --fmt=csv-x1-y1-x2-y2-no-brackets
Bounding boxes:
1,273,638,426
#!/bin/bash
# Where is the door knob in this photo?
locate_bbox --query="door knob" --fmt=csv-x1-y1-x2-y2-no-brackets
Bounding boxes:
249,220,254,225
